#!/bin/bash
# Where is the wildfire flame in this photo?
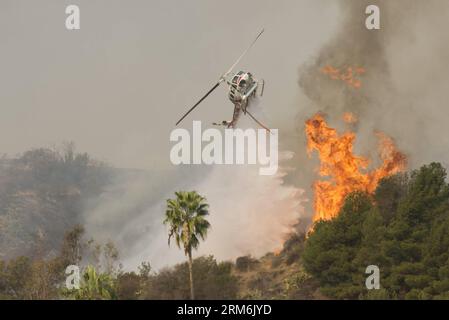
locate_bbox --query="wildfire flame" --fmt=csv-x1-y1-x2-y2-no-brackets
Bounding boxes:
305,113,407,222
343,112,358,124
321,65,366,88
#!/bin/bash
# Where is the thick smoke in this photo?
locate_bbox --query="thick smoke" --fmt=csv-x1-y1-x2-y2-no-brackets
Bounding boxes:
84,0,449,268
287,0,449,225
84,102,305,270
116,159,304,270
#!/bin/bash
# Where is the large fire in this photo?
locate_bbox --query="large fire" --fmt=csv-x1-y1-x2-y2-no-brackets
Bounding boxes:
305,113,407,222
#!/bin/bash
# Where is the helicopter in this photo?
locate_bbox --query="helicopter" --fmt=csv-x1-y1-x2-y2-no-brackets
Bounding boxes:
175,29,270,132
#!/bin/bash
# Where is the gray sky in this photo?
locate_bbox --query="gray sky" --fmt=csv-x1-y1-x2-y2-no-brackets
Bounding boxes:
0,0,339,169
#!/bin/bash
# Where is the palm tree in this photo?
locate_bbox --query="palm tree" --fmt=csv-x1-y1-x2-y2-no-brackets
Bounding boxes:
68,265,117,300
164,191,210,300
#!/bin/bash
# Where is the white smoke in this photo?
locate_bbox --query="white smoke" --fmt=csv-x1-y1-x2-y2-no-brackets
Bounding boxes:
84,99,305,270
194,153,304,260
119,161,304,270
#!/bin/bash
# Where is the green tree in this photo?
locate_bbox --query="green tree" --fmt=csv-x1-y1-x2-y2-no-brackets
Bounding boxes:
303,192,373,298
70,265,117,300
303,163,449,299
164,191,211,300
0,256,33,299
59,225,85,267
117,262,150,300
141,256,238,299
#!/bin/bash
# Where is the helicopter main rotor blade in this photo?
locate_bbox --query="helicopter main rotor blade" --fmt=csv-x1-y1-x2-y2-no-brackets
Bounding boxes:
175,82,222,126
245,109,271,133
222,28,264,79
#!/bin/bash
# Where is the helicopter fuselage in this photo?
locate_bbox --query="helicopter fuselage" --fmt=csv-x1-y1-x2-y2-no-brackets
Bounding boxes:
227,71,258,105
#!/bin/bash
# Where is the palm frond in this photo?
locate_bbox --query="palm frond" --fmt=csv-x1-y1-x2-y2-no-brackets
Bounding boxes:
164,190,211,256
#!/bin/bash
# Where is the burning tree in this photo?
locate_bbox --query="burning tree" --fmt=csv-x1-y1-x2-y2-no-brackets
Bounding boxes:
305,113,407,222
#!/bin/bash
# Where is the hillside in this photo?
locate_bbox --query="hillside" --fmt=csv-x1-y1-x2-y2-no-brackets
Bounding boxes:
0,145,113,260
132,162,449,300
1,146,449,300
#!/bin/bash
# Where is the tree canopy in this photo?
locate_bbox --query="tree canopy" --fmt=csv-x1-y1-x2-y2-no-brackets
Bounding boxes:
303,162,449,299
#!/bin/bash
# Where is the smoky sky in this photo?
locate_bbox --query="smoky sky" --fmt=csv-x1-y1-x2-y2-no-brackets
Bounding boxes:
292,0,449,172
284,0,449,224
0,0,339,169
3,1,449,269
0,0,341,269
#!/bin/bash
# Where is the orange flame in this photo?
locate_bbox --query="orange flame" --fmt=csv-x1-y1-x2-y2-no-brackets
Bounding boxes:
305,113,407,222
321,65,365,88
343,112,358,124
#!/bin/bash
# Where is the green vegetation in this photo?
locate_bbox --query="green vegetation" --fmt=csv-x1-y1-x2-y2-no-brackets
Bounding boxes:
141,256,238,299
69,265,117,300
303,163,449,299
164,191,211,300
1,147,449,300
